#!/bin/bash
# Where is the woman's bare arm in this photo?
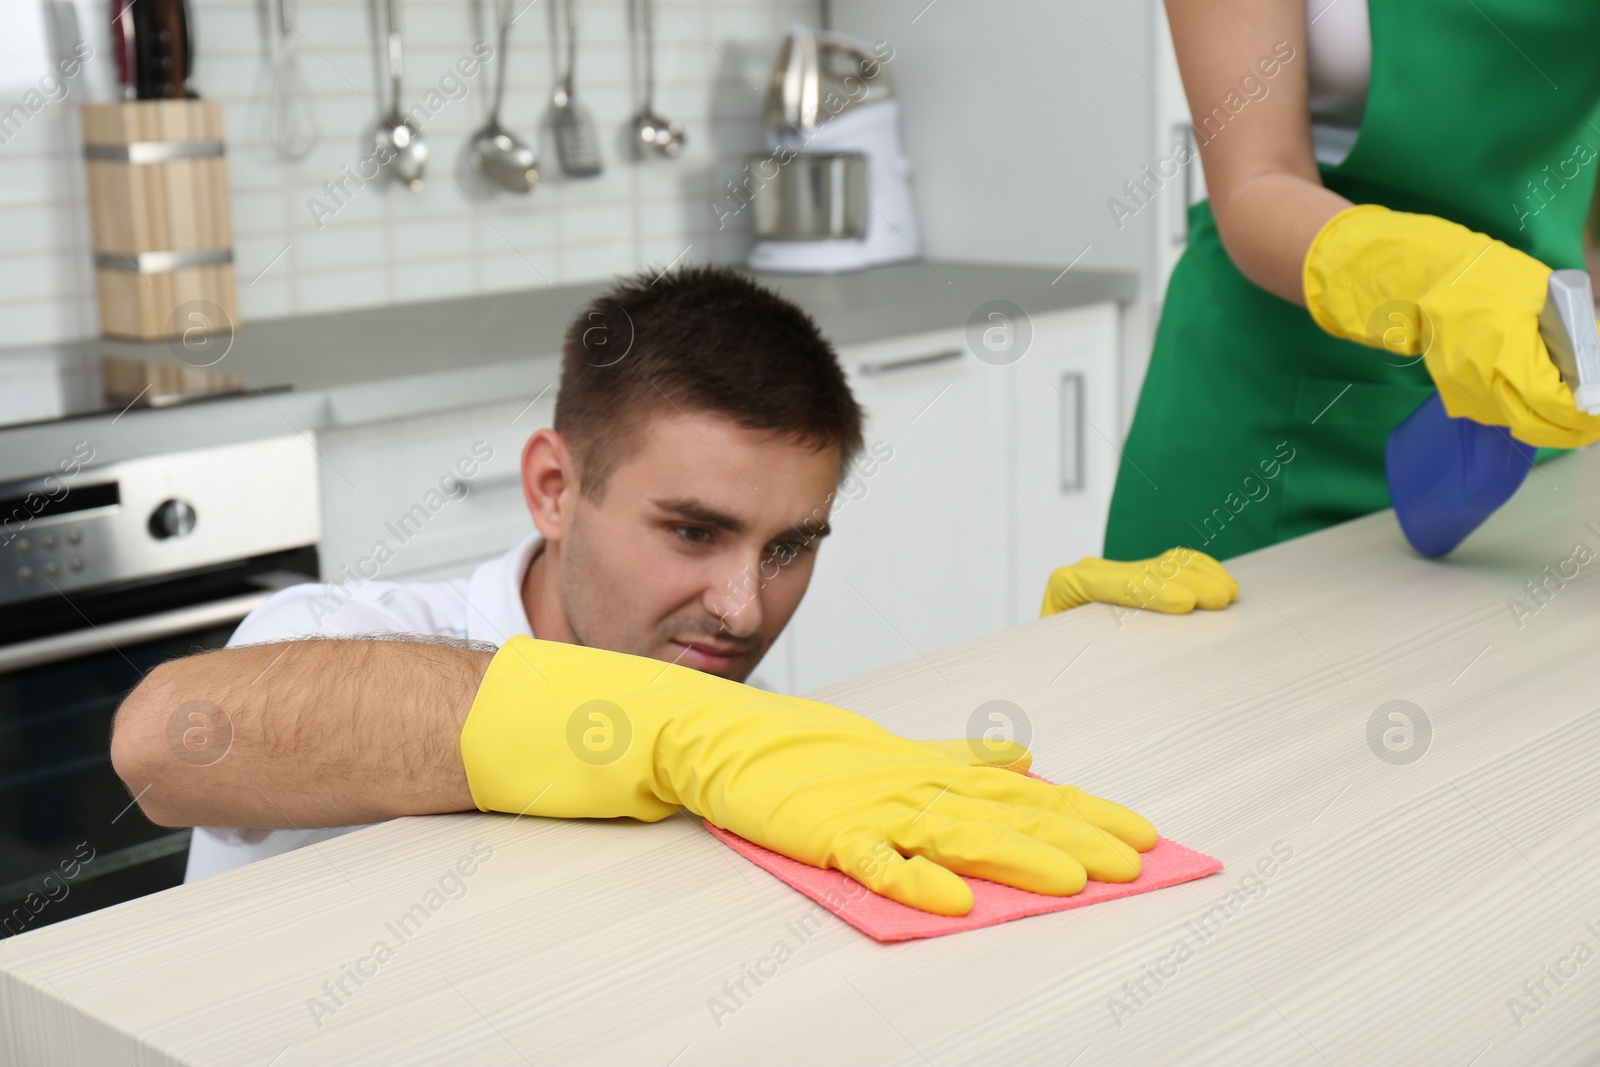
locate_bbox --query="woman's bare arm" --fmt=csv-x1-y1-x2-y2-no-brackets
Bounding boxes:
1166,0,1351,304
110,639,490,829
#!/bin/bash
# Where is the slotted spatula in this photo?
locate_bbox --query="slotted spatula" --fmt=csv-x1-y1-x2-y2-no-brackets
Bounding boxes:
550,0,601,177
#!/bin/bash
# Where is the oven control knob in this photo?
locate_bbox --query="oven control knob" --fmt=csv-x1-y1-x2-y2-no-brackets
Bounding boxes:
149,498,197,540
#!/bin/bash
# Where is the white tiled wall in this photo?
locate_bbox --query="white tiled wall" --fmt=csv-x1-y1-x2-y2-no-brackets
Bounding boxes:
0,0,818,346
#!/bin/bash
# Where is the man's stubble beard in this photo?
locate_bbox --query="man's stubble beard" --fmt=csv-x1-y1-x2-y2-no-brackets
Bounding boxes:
558,510,763,682
555,508,628,657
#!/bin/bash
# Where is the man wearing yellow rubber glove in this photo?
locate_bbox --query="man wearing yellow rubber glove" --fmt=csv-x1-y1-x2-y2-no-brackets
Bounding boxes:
112,267,1160,916
1040,547,1239,618
1304,204,1600,450
463,636,1153,916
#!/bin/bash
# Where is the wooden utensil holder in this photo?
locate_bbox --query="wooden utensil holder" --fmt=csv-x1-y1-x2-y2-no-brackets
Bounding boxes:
80,100,239,342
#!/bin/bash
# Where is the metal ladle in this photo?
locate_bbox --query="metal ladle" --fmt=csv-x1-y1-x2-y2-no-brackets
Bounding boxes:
470,0,538,193
630,0,683,158
375,0,426,189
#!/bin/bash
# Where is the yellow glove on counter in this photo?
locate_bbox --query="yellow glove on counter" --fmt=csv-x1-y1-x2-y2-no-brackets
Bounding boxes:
1040,547,1238,617
460,636,1155,916
919,737,1033,774
1303,203,1600,449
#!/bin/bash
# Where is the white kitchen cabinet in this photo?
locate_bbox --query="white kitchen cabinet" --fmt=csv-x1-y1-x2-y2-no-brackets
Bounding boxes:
314,391,553,586
1006,302,1121,622
775,325,1010,695
767,304,1121,695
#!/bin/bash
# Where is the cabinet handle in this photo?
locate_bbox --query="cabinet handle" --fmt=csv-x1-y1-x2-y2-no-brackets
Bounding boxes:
858,348,964,375
0,590,273,672
1059,372,1085,492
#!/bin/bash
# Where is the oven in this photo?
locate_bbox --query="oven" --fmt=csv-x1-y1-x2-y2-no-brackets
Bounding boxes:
0,434,321,938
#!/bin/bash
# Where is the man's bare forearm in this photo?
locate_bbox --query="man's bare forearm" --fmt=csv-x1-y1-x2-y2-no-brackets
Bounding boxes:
111,639,492,829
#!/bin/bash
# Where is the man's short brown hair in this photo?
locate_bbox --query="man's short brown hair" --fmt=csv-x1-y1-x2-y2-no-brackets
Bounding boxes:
553,266,865,499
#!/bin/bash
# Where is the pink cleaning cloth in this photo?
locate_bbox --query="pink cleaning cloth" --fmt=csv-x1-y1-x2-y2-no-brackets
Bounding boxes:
704,777,1222,942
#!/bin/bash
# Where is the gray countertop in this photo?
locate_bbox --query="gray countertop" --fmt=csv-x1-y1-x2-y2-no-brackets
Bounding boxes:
0,261,1135,481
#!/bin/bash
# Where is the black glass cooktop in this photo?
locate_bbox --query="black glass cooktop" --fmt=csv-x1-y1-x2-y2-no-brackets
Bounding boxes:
0,347,287,432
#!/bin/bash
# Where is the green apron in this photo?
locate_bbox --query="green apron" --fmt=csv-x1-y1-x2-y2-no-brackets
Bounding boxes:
1104,0,1600,561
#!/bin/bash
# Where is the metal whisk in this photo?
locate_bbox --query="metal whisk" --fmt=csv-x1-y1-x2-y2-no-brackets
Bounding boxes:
264,0,318,161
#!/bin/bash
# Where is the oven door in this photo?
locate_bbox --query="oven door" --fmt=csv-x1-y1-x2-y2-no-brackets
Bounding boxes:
0,548,316,938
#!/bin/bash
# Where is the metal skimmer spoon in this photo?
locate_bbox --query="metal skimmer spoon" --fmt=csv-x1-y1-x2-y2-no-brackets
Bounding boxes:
550,0,601,177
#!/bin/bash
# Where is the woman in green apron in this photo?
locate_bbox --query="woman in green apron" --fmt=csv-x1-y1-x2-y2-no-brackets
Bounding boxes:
1102,0,1600,562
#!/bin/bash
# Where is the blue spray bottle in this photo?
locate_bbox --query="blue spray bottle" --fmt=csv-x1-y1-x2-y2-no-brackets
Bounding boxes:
1385,270,1600,557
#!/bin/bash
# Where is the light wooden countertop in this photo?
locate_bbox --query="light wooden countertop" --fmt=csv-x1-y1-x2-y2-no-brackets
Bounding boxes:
4,448,1600,1065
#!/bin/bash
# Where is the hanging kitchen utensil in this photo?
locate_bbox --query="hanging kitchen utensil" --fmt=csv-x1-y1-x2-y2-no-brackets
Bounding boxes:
264,0,317,160
374,0,426,189
629,0,682,158
469,0,538,192
549,0,601,177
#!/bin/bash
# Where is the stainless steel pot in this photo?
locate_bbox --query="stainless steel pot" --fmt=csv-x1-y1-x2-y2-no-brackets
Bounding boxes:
753,153,867,240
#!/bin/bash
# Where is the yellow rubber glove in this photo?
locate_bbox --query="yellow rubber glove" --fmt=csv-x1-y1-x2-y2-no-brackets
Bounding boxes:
1040,547,1239,617
1303,203,1600,449
919,737,1032,774
460,636,1156,916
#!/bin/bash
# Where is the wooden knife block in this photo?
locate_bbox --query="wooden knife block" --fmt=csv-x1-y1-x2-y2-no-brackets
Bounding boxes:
80,100,239,342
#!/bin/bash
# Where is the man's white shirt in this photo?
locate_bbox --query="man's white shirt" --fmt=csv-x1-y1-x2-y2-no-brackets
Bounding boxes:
182,535,546,882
